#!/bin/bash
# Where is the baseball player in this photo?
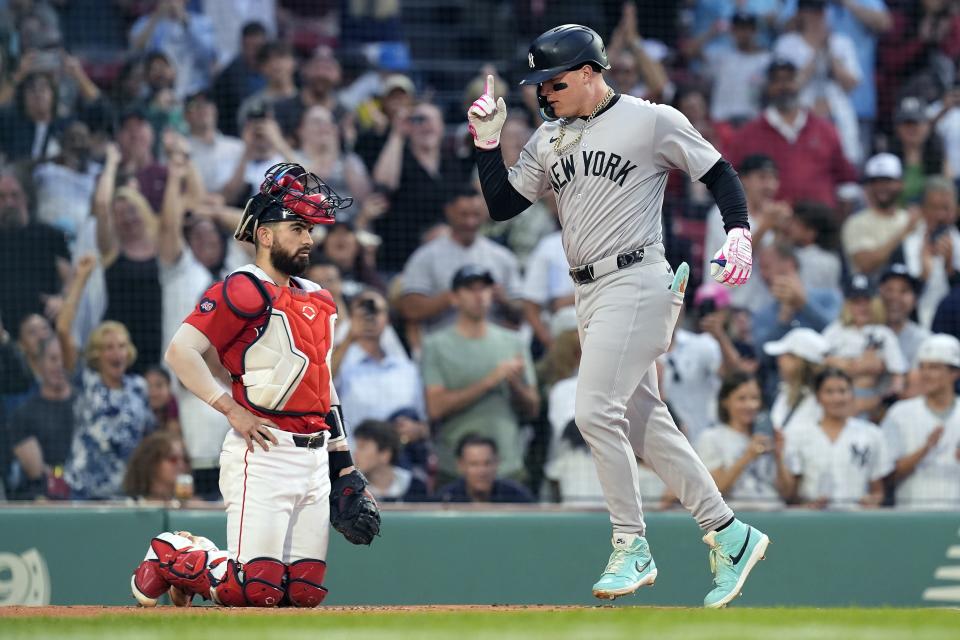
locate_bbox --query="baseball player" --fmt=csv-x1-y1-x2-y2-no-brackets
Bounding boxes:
469,24,768,607
131,163,380,608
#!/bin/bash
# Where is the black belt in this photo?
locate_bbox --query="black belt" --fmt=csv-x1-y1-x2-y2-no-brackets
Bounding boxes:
569,248,645,285
292,432,329,449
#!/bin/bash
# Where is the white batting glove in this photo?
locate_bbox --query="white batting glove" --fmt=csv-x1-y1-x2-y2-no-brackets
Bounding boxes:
710,227,753,287
467,74,507,150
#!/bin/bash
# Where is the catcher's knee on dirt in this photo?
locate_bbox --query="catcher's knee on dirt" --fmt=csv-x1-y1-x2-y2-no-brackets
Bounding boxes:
287,559,328,607
209,557,286,607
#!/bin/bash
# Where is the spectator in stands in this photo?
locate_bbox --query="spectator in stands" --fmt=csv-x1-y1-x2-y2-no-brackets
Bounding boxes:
0,71,64,162
274,45,345,139
842,153,916,280
12,313,53,386
184,90,243,193
332,290,423,434
902,177,960,328
481,117,557,265
7,337,74,499
353,73,414,170
387,407,436,490
705,154,790,312
707,11,772,124
373,102,470,272
890,96,949,204
788,200,842,294
823,275,909,419
695,372,787,509
879,263,929,366
141,51,185,137
930,83,960,186
726,59,856,207
774,0,863,164
122,431,188,501
521,204,571,351
317,221,384,298
752,242,842,348
220,107,294,205
60,313,155,499
237,40,297,129
932,278,960,340
295,105,372,220
0,171,70,332
882,334,960,510
352,420,428,502
32,120,100,246
763,328,828,431
422,266,539,484
130,0,217,100
144,365,179,436
398,186,523,335
436,434,534,504
605,1,669,102
212,21,267,137
93,144,161,372
781,367,891,508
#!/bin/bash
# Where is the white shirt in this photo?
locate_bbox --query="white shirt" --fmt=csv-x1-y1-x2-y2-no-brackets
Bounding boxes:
821,323,908,374
934,103,960,180
704,204,771,312
709,49,772,122
770,385,822,431
784,417,892,507
188,132,245,193
32,161,101,245
881,397,960,509
695,425,784,510
522,231,573,306
902,221,960,329
795,244,842,294
659,329,722,442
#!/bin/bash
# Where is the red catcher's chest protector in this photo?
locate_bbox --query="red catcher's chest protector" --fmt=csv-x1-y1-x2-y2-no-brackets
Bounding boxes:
224,271,337,417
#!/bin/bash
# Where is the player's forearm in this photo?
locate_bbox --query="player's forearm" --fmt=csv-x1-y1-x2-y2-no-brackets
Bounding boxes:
426,379,497,421
712,456,751,495
476,147,533,221
397,292,451,323
165,324,228,407
509,380,540,419
845,1,892,33
700,159,749,233
893,447,930,482
158,171,186,266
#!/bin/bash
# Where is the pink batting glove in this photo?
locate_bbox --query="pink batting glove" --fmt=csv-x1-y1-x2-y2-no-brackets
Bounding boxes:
467,74,507,150
710,227,753,287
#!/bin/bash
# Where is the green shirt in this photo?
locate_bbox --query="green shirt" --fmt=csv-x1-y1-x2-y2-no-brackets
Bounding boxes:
421,323,536,476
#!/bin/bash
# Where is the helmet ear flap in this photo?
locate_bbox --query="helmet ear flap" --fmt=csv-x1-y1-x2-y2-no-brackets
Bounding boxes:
234,195,264,243
536,86,560,122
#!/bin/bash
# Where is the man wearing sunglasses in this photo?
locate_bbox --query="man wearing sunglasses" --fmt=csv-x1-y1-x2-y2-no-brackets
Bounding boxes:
468,24,767,608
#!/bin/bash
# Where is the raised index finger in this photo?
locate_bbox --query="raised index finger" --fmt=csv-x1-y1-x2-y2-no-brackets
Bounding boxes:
484,74,495,99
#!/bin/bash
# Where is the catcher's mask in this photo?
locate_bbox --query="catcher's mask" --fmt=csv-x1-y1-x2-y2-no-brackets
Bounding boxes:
234,162,353,243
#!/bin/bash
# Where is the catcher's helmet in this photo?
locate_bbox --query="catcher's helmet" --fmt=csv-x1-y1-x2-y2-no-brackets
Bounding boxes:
520,24,610,86
234,162,353,243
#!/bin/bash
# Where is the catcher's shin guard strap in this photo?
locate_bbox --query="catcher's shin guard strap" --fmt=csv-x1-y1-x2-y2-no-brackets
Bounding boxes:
287,559,328,607
209,557,246,607
242,558,286,607
329,449,354,482
326,405,346,444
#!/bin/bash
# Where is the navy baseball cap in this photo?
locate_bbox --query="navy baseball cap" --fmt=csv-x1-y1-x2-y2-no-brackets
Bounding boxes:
731,11,758,26
879,263,922,294
451,264,495,290
739,154,777,175
844,274,875,299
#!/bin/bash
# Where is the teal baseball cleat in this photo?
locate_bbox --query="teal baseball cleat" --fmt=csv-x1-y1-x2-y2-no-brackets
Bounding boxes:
702,519,770,608
592,533,658,600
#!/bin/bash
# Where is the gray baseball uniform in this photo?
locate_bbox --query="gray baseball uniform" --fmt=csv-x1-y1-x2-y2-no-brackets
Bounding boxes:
505,95,734,535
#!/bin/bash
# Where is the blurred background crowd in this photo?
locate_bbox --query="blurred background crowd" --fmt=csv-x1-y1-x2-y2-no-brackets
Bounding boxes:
2,0,960,511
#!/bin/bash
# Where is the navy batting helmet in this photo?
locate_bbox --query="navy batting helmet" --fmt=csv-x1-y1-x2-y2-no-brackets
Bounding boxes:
520,24,610,86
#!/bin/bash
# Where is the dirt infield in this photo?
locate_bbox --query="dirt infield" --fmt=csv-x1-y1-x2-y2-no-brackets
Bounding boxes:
0,604,611,618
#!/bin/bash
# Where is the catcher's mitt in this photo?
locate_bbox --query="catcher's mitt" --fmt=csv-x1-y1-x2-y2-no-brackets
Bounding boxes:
330,470,381,545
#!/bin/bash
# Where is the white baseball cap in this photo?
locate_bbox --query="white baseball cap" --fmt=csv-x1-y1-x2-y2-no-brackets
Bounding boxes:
550,306,578,338
763,328,829,364
863,153,903,181
916,334,960,368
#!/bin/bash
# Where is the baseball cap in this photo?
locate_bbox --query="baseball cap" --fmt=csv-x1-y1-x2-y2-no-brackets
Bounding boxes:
451,264,495,290
763,328,830,364
895,96,927,124
863,153,903,181
550,306,578,338
738,154,777,176
797,0,827,10
843,273,875,299
693,281,732,309
381,74,415,96
879,263,921,294
731,11,758,27
916,334,960,368
118,106,149,126
766,58,797,78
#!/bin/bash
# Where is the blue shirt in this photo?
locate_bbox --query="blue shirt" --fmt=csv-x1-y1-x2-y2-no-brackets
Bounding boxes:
752,287,843,349
692,0,782,58
779,0,889,119
335,344,425,437
436,478,534,504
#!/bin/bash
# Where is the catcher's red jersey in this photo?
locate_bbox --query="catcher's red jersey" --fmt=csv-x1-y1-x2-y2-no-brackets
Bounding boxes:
185,269,337,434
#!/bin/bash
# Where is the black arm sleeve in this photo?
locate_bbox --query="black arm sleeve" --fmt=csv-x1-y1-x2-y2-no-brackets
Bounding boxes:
475,147,534,222
700,159,749,233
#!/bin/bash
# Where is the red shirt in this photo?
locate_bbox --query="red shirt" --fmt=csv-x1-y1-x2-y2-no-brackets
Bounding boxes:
185,273,334,434
725,111,857,207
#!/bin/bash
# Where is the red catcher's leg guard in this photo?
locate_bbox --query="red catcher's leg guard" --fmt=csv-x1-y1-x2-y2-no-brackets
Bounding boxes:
132,560,169,605
163,549,212,597
286,559,328,607
242,558,286,607
209,557,246,607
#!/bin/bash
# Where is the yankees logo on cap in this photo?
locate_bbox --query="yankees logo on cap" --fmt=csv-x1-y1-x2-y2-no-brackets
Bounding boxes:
528,52,535,68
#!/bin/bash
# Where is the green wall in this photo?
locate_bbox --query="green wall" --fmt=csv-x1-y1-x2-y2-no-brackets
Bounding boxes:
1,508,959,607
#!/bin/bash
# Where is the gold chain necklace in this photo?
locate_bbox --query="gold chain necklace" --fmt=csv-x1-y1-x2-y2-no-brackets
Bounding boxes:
552,88,615,156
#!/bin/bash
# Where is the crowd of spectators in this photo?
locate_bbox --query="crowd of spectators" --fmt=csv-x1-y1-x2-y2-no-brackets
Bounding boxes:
1,0,960,510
